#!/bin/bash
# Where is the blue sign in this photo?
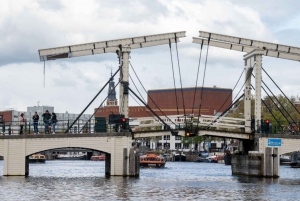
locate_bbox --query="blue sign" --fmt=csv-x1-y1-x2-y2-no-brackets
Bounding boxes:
268,138,282,147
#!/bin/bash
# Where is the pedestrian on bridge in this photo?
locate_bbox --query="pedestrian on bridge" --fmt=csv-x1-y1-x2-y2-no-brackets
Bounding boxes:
32,112,39,134
51,112,57,134
19,113,25,135
42,110,51,134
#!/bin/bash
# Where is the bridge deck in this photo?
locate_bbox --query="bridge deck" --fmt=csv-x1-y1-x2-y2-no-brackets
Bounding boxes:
0,133,131,139
256,133,300,139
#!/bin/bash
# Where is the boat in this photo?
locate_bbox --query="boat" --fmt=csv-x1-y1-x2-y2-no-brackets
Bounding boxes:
140,152,166,167
174,153,186,161
290,152,300,168
91,154,105,161
206,155,218,163
29,154,46,163
56,152,86,160
280,155,291,165
197,152,209,162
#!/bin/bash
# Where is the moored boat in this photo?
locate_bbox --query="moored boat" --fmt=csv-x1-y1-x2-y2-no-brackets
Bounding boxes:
29,154,46,163
140,152,166,167
91,154,105,161
174,153,186,161
56,152,86,160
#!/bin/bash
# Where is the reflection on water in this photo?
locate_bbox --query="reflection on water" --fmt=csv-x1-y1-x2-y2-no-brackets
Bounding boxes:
0,161,300,200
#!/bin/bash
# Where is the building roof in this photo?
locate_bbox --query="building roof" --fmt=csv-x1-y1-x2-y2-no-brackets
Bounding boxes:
148,86,232,93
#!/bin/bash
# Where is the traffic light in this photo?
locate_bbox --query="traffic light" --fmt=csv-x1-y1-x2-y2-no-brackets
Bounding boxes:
265,119,270,133
121,117,126,129
185,127,197,137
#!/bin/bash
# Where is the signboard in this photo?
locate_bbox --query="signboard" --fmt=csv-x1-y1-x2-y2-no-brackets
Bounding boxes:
268,138,282,147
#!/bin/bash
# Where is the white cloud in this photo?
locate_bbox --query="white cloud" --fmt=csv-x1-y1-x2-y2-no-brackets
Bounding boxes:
1,0,300,115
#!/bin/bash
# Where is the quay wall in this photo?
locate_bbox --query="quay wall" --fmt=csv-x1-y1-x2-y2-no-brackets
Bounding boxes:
231,153,264,177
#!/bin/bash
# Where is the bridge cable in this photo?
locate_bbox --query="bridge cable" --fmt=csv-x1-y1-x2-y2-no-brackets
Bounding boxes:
262,67,300,115
79,80,121,133
129,62,178,126
196,33,211,129
251,74,291,125
214,68,245,116
251,84,284,131
168,39,180,115
192,41,204,114
174,35,187,122
252,74,297,125
128,87,179,136
206,94,245,130
66,67,121,133
205,67,251,129
129,75,147,103
129,93,164,126
129,75,163,124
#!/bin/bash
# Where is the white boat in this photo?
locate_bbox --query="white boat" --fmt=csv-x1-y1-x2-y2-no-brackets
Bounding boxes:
56,152,86,160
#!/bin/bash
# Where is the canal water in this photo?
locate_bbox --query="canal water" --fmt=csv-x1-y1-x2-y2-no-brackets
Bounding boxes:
0,161,300,200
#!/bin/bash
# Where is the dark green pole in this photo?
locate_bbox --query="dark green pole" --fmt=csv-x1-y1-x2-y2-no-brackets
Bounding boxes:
29,122,31,135
25,119,27,134
2,123,5,135
8,124,11,135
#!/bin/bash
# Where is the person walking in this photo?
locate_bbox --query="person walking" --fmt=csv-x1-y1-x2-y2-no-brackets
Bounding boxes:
42,110,51,134
51,112,57,134
32,112,39,134
19,113,25,135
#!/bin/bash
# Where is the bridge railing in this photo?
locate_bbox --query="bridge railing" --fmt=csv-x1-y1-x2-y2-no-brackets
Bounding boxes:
132,115,247,133
0,119,95,135
131,115,294,135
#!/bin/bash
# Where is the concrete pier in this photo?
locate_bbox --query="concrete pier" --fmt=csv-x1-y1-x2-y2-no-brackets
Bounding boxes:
231,147,279,178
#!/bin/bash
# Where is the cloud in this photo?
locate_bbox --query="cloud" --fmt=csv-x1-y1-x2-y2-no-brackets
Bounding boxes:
1,0,300,115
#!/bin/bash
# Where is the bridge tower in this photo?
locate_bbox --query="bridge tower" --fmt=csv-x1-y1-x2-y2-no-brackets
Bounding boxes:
243,50,263,133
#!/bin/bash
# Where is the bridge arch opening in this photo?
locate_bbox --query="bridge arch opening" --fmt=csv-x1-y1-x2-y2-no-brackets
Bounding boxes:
25,147,111,177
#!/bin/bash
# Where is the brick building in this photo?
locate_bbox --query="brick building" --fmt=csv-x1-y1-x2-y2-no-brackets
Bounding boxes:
95,77,232,119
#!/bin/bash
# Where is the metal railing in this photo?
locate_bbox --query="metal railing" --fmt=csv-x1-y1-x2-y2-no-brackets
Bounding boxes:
0,119,94,135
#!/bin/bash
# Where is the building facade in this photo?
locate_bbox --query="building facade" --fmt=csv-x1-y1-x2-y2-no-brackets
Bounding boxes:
95,86,232,119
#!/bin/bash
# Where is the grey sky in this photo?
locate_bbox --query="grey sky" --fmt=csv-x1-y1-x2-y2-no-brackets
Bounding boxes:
1,0,300,114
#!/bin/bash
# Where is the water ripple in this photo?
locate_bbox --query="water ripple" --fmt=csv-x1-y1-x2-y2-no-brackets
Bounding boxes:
0,161,300,200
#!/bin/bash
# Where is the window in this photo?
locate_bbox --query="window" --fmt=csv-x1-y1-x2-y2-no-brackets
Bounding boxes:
175,136,181,140
163,135,170,140
211,143,217,148
175,143,181,149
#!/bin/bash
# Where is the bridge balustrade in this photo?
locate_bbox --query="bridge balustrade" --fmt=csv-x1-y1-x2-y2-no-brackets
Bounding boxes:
0,119,94,135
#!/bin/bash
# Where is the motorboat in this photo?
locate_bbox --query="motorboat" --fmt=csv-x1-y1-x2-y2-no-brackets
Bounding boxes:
280,155,291,165
140,152,166,167
91,154,105,161
29,154,46,163
206,155,218,163
174,153,186,161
